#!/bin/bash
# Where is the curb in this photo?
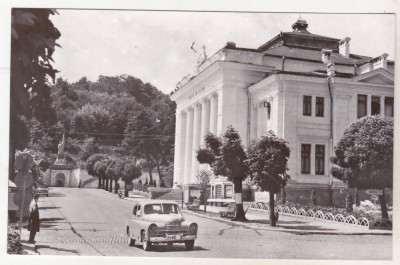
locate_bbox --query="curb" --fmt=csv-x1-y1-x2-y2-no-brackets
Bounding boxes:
181,210,392,236
21,242,39,255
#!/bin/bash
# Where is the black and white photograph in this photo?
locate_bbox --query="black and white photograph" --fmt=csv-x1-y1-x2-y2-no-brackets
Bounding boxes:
2,0,398,264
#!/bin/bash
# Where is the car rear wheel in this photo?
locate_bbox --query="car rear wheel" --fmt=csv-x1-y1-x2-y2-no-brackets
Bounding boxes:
142,231,151,251
185,240,194,251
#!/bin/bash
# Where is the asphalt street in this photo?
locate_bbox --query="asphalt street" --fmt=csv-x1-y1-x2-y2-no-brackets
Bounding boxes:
32,187,392,259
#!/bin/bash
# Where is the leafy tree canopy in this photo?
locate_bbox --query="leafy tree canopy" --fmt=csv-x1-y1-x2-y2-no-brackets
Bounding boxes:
247,131,291,194
331,116,393,190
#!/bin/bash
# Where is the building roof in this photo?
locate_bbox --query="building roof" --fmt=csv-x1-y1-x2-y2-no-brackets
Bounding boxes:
263,45,372,65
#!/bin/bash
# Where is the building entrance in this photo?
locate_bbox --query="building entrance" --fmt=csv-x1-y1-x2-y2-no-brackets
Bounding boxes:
55,173,66,187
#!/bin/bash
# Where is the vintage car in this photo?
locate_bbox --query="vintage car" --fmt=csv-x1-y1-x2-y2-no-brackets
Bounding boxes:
126,200,198,251
35,187,49,197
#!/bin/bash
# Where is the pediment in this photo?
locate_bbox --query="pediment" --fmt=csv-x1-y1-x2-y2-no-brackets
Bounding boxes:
352,69,394,85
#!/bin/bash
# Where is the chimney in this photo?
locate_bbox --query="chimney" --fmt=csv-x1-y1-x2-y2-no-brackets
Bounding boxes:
373,53,389,70
321,49,332,64
327,62,336,77
339,37,351,58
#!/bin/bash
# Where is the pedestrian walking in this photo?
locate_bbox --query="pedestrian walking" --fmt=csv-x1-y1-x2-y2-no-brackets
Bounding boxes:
28,194,40,243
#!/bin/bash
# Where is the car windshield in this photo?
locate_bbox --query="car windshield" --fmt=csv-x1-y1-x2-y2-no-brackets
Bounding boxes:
143,204,179,215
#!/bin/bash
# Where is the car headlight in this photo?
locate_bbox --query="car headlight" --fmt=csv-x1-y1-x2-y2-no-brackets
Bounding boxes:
149,224,157,232
189,223,198,232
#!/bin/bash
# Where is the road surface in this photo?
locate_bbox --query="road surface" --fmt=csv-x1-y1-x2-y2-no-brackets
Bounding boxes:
32,187,392,259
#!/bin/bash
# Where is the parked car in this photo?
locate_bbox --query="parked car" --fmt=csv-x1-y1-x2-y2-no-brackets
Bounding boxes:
36,187,49,197
126,200,198,251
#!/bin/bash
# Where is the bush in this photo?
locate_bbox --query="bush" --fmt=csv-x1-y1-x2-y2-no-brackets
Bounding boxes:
7,224,22,254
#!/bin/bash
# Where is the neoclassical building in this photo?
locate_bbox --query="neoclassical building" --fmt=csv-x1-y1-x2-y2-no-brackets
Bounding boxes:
170,17,394,203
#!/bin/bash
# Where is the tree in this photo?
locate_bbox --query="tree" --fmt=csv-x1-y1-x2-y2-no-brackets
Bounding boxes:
94,158,111,191
86,154,107,188
196,169,212,212
121,161,142,197
247,131,291,227
10,8,60,179
331,116,393,219
106,158,124,193
197,126,248,221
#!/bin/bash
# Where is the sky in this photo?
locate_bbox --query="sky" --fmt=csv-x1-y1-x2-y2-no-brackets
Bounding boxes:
50,10,395,94
51,10,395,94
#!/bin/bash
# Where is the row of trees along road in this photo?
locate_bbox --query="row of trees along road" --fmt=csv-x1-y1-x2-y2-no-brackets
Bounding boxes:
86,154,142,196
197,115,393,226
197,126,291,225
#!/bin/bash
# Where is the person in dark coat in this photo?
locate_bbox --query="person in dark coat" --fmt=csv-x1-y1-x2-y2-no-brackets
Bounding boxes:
28,195,40,243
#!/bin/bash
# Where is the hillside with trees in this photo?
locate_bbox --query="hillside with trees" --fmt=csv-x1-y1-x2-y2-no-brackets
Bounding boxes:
29,75,176,187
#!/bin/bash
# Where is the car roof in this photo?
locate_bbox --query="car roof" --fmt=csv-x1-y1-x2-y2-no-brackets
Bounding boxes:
134,200,179,206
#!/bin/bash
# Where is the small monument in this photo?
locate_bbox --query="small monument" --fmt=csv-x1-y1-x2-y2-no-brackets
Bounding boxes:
48,133,77,187
55,133,66,165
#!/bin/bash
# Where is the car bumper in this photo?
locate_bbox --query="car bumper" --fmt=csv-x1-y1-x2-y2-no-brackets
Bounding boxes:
149,235,197,243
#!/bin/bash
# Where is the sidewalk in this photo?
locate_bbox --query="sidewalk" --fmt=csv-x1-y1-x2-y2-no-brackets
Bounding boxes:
181,204,393,236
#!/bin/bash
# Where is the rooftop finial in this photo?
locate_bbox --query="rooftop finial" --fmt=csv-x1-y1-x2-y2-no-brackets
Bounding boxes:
292,16,309,33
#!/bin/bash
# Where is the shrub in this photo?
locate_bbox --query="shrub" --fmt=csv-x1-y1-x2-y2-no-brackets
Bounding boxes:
7,225,22,254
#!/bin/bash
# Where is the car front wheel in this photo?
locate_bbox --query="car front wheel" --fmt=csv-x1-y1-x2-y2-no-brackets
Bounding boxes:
127,228,135,246
142,231,151,251
185,240,194,251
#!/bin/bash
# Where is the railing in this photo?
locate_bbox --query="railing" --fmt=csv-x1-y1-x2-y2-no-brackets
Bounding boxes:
249,202,394,229
132,183,149,193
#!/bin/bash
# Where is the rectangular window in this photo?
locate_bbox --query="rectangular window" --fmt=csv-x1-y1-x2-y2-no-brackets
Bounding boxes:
301,144,311,174
315,145,325,175
357,94,367,118
264,102,271,119
316,97,324,117
385,97,394,117
303,96,312,116
371,96,380,116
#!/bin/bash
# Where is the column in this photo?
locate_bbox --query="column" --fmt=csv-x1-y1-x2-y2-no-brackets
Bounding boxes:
191,103,202,182
367,94,371,116
217,89,223,134
173,111,182,185
184,107,194,185
209,94,218,134
380,96,385,117
200,98,210,145
178,111,187,184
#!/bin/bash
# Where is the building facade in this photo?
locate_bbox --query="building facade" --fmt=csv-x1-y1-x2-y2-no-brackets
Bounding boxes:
170,18,394,202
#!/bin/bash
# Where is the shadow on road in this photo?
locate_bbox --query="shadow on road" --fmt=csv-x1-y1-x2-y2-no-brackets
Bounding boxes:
39,206,62,210
36,244,79,255
132,244,208,252
47,193,66,197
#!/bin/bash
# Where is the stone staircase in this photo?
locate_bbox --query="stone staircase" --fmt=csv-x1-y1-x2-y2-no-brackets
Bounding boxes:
79,177,98,188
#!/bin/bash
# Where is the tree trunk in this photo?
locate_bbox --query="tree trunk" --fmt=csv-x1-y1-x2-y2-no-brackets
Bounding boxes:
269,191,276,227
155,159,164,187
109,179,113,192
355,188,360,207
379,189,389,219
328,185,333,207
105,178,109,190
203,188,207,213
148,167,153,186
97,177,102,189
232,179,246,221
114,180,118,194
124,181,129,197
9,143,16,181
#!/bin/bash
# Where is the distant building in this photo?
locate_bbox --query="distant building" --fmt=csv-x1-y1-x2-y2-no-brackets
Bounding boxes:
170,17,394,204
